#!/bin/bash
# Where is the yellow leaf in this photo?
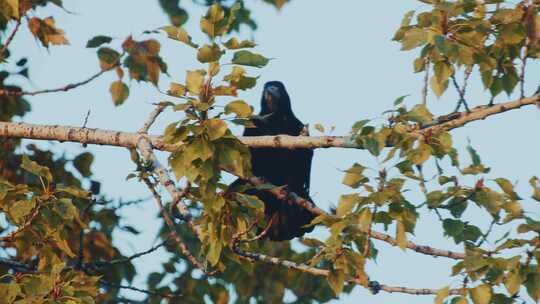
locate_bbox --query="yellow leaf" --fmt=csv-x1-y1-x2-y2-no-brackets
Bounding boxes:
168,82,186,97
213,86,237,96
209,62,220,77
28,17,69,47
431,75,449,97
160,26,198,48
186,70,206,95
109,81,129,106
6,0,18,18
206,118,228,141
435,286,450,304
197,44,223,63
223,38,257,49
469,284,492,304
396,221,407,250
225,100,252,118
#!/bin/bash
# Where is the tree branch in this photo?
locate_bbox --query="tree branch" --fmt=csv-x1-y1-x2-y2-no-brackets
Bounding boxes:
0,56,123,97
138,103,167,134
0,18,22,57
0,257,35,273
1,93,537,150
100,280,183,300
247,176,465,260
87,239,169,269
135,148,210,274
232,239,462,296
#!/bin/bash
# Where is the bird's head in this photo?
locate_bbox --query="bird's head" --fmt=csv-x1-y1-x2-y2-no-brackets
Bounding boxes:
260,81,292,115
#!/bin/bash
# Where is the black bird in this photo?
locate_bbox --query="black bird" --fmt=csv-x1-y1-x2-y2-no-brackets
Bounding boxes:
234,81,316,241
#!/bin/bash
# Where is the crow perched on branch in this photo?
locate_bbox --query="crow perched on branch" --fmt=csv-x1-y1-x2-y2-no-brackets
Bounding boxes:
234,81,316,241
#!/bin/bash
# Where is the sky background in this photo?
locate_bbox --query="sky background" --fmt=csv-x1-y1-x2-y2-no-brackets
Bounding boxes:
5,0,540,303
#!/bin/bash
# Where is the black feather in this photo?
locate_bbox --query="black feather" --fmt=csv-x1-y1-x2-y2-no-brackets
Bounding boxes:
234,81,316,241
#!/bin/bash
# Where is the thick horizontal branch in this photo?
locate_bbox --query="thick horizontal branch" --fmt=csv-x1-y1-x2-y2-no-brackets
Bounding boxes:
1,93,538,150
0,124,465,260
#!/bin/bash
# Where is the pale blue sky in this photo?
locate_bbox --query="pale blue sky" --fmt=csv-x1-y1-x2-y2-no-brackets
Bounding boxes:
6,1,540,303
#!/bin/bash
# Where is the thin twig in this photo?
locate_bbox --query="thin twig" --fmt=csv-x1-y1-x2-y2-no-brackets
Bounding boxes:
142,176,212,275
0,55,123,97
82,110,91,129
0,204,40,242
246,175,466,260
0,18,22,57
139,103,167,134
231,238,462,296
520,42,529,99
100,281,182,299
136,138,198,235
0,257,35,273
422,60,430,105
88,239,169,268
476,218,497,247
451,71,471,113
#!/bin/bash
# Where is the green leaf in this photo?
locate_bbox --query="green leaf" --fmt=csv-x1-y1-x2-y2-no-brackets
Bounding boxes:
235,193,264,210
97,47,120,70
22,275,54,297
466,142,481,166
231,50,270,68
403,104,433,125
109,80,129,106
73,152,94,177
469,284,492,304
225,100,252,118
443,218,465,239
351,120,370,134
86,35,112,48
160,26,199,48
54,198,79,221
9,199,36,224
21,155,53,183
434,35,448,54
364,137,380,156
394,94,409,106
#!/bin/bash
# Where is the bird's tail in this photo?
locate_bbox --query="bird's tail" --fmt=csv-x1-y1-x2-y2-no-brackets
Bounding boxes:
264,195,316,241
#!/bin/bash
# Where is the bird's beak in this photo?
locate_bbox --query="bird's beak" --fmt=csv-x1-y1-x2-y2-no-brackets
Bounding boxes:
265,85,281,100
